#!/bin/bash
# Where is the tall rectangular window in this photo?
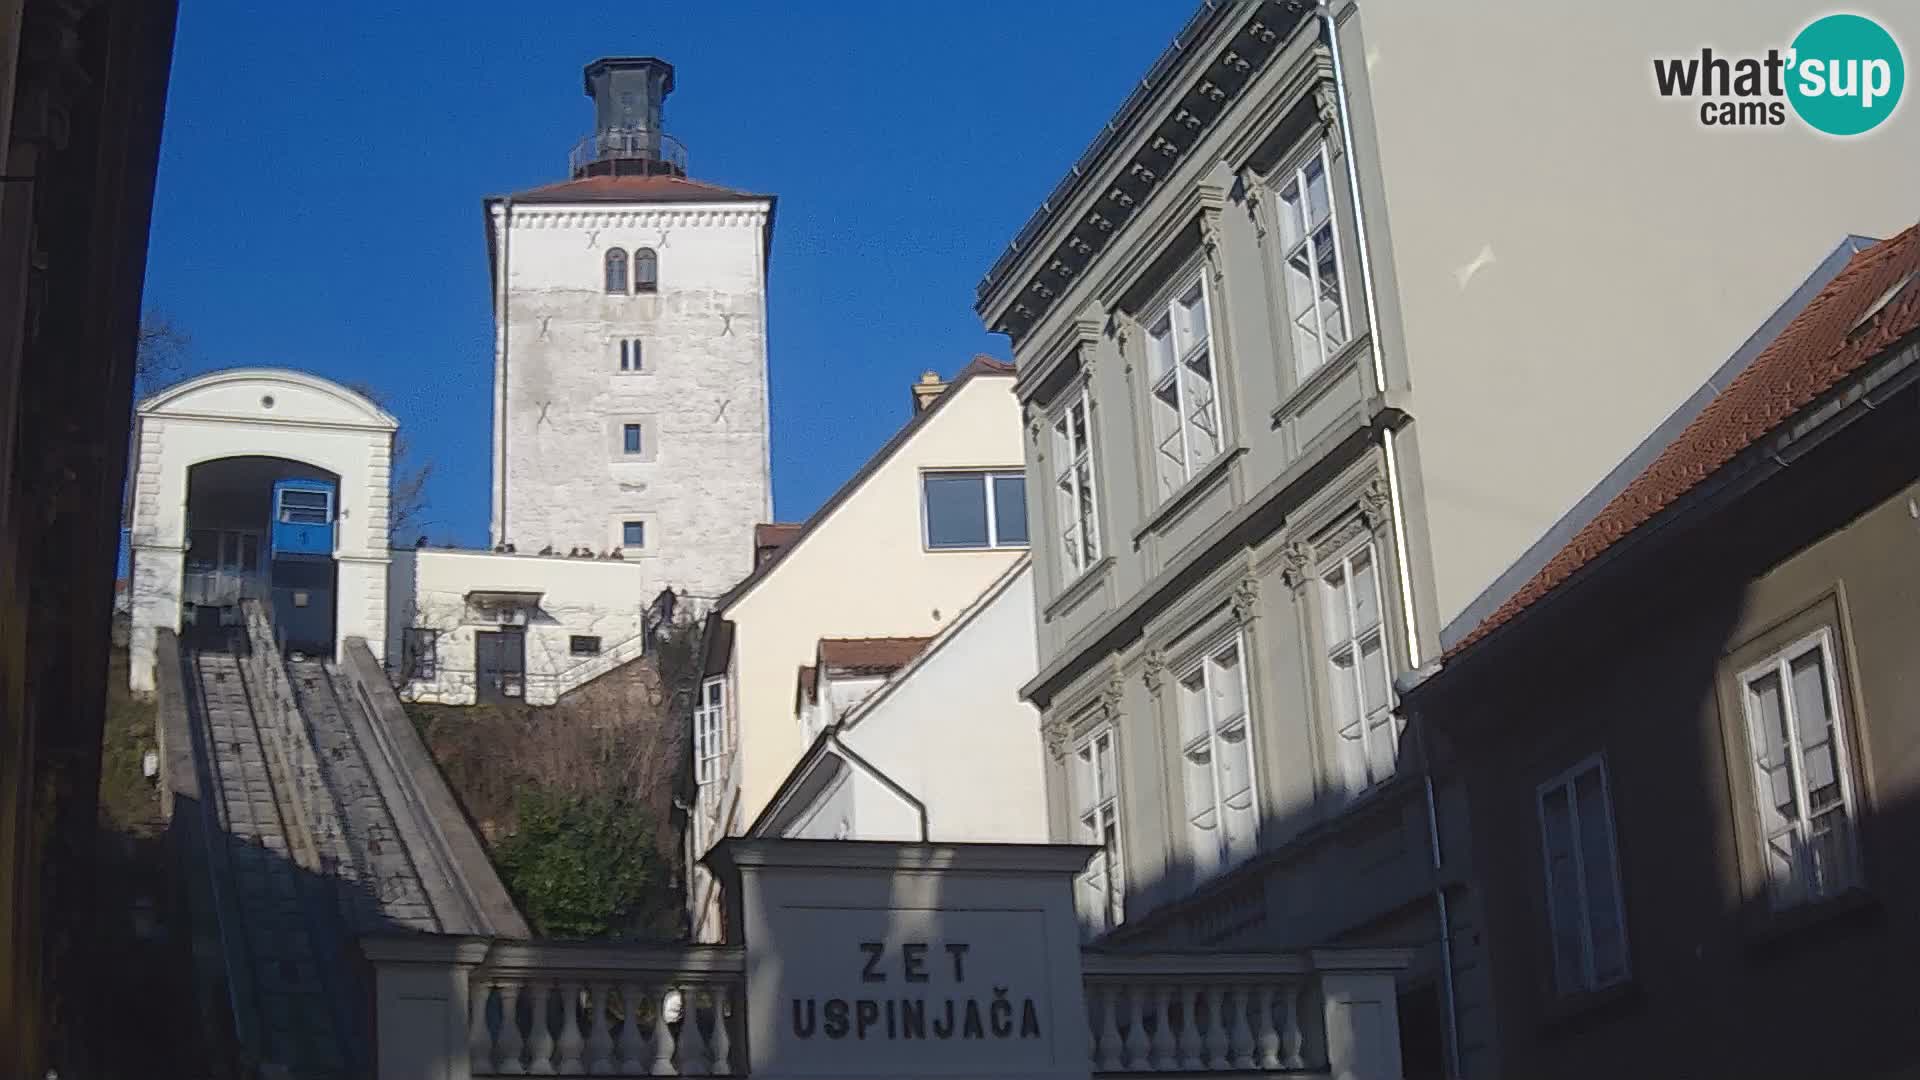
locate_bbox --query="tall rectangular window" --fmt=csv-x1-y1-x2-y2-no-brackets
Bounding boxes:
922,471,1028,549
1177,636,1258,880
1536,755,1630,996
619,338,643,371
1276,143,1350,379
695,677,728,785
1738,629,1861,910
622,520,646,548
1323,540,1397,795
1051,385,1101,578
1146,275,1223,497
623,423,643,455
1072,725,1125,937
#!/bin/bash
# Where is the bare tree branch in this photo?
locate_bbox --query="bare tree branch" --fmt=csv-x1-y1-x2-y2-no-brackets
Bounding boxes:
343,379,433,541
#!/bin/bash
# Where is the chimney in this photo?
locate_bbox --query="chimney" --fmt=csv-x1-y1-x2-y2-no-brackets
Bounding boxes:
574,57,684,179
910,370,947,413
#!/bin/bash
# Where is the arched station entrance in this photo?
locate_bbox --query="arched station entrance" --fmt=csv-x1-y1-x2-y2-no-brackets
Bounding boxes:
182,456,342,655
126,368,398,693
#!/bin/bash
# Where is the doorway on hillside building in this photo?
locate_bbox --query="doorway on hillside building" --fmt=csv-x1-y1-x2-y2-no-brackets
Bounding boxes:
475,628,526,703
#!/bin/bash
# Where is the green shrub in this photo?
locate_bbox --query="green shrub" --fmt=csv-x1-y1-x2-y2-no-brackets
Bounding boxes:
494,786,668,939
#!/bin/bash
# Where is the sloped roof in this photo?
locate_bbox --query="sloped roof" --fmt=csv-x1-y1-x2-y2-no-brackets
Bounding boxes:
713,355,1016,614
1447,223,1920,659
755,522,804,554
817,637,933,676
494,173,768,205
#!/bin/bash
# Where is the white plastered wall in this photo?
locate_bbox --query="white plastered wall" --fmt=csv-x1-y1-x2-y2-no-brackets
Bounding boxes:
386,547,650,706
127,369,397,695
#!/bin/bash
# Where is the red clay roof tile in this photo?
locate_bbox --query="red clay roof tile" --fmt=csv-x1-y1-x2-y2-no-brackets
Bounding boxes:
817,636,934,675
500,174,766,205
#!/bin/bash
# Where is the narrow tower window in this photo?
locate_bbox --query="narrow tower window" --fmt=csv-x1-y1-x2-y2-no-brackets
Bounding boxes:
634,247,659,293
619,339,644,371
604,248,629,294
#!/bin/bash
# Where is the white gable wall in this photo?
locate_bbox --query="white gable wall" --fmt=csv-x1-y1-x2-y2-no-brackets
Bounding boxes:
720,373,1026,832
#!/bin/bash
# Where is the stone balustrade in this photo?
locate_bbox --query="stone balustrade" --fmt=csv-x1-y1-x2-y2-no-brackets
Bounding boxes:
365,935,1409,1080
1080,953,1317,1073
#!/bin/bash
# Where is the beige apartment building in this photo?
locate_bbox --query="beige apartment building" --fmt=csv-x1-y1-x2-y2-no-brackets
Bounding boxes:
973,1,1918,1077
686,359,1030,941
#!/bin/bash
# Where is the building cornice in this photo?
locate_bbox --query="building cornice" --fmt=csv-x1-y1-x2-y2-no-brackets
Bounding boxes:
489,203,769,231
976,0,1313,344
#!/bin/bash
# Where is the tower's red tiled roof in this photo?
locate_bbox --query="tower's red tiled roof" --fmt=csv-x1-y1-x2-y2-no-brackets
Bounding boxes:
496,173,767,205
1448,223,1920,659
817,637,934,675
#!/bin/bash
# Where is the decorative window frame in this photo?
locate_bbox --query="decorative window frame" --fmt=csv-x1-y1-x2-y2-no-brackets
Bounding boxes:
1126,250,1232,509
1714,591,1872,922
1266,467,1400,803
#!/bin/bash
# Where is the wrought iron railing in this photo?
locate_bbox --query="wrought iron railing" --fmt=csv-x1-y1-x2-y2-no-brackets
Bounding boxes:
568,128,690,177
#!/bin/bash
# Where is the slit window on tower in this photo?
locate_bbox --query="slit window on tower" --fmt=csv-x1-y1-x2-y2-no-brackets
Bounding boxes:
620,339,643,371
604,248,629,294
634,248,658,293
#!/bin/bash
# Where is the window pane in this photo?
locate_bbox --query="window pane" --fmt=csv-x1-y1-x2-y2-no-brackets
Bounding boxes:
924,473,989,548
1278,181,1305,252
1179,669,1210,745
1148,319,1175,381
1359,633,1390,716
1069,398,1089,455
1074,743,1097,818
1574,769,1627,983
623,521,645,548
1315,225,1348,347
1095,733,1115,800
1351,547,1380,633
1305,156,1331,229
1076,462,1099,562
992,474,1028,545
1179,283,1210,354
1211,644,1245,725
1539,785,1586,995
1788,649,1839,806
1747,672,1799,825
1323,569,1352,646
623,424,642,453
605,249,628,293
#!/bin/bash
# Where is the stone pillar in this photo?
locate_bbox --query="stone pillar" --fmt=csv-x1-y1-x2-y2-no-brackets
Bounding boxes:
128,543,183,695
1318,966,1405,1080
362,935,490,1080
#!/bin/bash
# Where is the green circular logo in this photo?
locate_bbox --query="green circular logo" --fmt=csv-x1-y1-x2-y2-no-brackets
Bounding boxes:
1787,14,1905,136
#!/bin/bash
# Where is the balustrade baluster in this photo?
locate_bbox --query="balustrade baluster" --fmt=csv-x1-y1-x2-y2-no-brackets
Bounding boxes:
1121,985,1150,1072
470,980,497,1074
710,985,734,1076
1177,985,1204,1071
1095,985,1123,1071
611,982,641,1073
650,984,676,1075
529,981,558,1074
1253,985,1280,1071
498,981,529,1076
557,979,587,1074
1203,985,1228,1069
1278,984,1304,1069
677,986,711,1076
1227,986,1256,1070
586,982,617,1075
1149,985,1178,1071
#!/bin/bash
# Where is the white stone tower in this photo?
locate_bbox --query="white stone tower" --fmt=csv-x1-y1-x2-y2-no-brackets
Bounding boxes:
485,56,774,604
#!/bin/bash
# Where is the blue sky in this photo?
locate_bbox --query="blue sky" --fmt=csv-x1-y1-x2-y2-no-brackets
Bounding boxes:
141,2,1193,546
